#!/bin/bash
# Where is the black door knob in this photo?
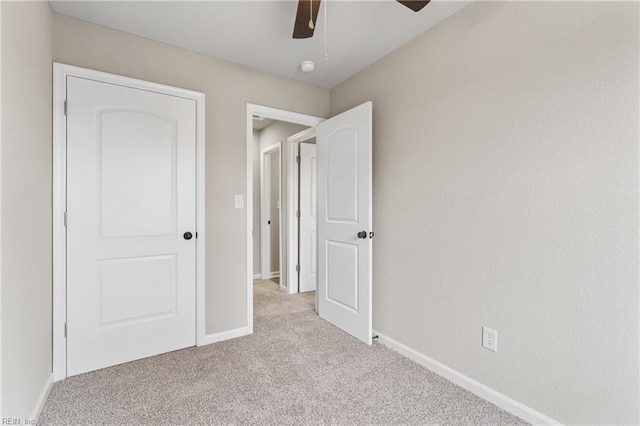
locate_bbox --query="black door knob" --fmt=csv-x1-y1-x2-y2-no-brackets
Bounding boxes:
357,231,367,239
183,232,193,240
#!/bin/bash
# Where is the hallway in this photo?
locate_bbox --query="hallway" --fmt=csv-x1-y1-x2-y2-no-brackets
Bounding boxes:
40,280,524,424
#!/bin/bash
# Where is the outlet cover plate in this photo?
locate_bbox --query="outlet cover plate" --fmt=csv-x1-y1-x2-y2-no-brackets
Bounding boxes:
482,326,498,352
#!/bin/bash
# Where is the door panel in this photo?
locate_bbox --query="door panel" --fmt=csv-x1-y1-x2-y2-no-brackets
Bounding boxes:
299,142,317,293
317,102,372,344
66,76,196,376
326,241,359,312
98,255,177,325
99,110,176,239
326,129,358,223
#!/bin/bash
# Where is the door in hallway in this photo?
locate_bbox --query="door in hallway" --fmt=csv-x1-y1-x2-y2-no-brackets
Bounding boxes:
299,142,317,292
66,76,197,376
317,102,373,344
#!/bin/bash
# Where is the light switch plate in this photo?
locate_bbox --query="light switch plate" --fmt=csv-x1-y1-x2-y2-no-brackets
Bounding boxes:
234,194,244,209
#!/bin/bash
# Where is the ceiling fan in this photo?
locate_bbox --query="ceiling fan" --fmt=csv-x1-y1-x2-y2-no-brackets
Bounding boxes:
292,0,430,39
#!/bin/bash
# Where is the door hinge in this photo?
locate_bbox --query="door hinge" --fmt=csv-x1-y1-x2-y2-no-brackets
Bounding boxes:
64,100,68,116
64,323,67,338
296,210,300,218
296,155,301,164
64,211,68,227
296,264,300,272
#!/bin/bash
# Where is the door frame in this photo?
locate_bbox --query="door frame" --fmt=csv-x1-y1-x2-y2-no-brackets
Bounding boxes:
260,142,283,286
246,104,323,332
53,63,206,381
285,127,317,294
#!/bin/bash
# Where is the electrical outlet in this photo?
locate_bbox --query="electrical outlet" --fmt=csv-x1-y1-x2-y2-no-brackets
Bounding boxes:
482,327,498,352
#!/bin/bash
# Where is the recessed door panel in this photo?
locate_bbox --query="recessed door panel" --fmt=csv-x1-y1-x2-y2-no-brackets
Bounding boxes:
99,110,176,239
326,241,358,312
311,157,317,216
326,128,358,223
66,76,197,376
99,255,177,325
309,156,317,276
310,231,317,274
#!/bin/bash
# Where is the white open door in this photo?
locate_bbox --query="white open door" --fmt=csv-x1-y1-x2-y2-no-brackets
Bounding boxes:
299,142,317,293
317,102,373,344
66,76,197,376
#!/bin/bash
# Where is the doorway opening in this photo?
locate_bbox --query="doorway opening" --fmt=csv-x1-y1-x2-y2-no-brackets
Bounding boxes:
252,114,316,296
246,102,373,345
246,105,323,333
260,141,282,286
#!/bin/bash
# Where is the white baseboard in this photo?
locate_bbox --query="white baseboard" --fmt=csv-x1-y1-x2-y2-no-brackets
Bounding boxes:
253,273,261,279
373,331,561,426
258,273,280,280
198,327,250,346
30,373,53,423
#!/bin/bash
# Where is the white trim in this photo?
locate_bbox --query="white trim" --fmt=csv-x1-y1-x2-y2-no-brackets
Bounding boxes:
374,331,562,426
260,142,281,281
269,271,280,279
246,104,324,334
286,127,317,294
53,63,206,381
253,274,261,280
195,76,207,352
0,4,3,414
52,63,66,382
199,327,250,346
30,373,53,423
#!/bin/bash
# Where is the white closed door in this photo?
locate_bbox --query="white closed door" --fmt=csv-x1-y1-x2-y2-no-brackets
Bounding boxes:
317,102,373,344
299,142,317,293
66,76,197,376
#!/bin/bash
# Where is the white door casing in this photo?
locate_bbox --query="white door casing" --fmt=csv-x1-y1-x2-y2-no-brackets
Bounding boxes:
317,102,373,345
66,76,197,376
285,127,317,294
299,142,317,293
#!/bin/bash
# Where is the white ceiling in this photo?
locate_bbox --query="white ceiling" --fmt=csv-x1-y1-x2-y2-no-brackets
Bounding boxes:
50,0,471,89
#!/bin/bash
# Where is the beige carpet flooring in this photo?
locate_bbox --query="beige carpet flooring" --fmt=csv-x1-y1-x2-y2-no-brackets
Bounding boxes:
40,280,527,425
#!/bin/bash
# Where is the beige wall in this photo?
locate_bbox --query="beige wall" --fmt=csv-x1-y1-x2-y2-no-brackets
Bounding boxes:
259,122,308,152
0,1,53,419
331,1,639,424
52,14,330,334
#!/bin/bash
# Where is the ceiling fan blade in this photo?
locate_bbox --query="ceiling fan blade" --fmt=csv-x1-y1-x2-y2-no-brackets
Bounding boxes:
293,0,321,39
396,0,430,12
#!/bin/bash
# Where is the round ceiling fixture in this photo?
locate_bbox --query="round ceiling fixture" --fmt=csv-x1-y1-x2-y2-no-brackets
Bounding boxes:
300,61,315,73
